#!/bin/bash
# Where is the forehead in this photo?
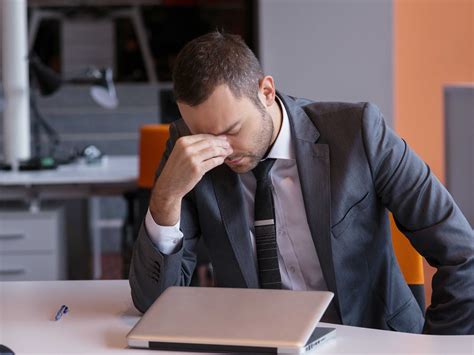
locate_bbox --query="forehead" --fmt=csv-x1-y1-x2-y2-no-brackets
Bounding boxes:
177,85,253,135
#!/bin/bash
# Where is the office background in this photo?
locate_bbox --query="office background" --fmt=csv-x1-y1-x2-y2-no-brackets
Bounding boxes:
0,0,473,307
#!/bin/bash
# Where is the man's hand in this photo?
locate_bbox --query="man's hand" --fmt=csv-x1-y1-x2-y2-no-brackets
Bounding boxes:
150,134,232,226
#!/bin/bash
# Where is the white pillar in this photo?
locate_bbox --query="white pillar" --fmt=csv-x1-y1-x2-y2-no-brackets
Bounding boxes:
2,0,31,169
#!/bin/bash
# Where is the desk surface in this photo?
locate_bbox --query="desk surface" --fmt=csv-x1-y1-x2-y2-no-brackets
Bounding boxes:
0,155,138,201
0,280,472,355
0,155,138,186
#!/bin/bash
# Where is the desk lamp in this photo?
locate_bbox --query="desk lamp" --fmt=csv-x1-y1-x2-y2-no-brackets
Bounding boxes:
17,55,119,171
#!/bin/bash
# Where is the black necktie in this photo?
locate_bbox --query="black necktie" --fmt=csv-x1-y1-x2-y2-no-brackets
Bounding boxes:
252,158,282,289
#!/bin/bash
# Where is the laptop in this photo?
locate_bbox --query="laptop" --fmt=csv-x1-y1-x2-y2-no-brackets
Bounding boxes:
127,286,336,354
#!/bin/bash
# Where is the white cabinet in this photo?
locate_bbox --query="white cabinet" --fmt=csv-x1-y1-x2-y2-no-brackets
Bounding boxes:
0,207,66,281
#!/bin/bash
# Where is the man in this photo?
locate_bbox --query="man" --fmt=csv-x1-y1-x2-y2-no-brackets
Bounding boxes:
129,32,474,335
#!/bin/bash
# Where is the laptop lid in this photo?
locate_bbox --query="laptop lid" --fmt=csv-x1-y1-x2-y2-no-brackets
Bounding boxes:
127,287,334,353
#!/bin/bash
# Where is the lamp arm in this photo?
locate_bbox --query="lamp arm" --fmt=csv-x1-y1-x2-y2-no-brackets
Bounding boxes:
62,67,102,82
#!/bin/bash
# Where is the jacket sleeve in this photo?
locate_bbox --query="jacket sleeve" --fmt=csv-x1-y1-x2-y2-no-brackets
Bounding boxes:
361,102,474,335
128,122,200,313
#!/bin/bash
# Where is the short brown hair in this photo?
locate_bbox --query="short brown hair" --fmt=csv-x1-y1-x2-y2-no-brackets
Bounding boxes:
172,31,264,108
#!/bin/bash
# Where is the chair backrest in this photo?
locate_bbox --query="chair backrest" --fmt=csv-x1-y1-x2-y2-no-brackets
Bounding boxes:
136,125,427,305
390,213,425,311
138,124,170,189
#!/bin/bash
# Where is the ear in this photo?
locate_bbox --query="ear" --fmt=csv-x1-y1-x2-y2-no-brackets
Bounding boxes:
258,76,276,107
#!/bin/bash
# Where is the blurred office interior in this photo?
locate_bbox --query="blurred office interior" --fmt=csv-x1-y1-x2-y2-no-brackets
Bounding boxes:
0,0,472,308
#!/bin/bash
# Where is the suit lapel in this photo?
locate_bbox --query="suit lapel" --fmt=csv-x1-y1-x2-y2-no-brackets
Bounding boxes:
210,165,259,288
279,93,341,315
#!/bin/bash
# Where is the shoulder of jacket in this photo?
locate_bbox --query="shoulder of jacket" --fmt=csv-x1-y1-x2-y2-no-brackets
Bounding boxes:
301,100,368,117
171,118,191,137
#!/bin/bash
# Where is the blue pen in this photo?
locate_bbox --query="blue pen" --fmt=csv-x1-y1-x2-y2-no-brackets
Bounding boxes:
54,305,69,321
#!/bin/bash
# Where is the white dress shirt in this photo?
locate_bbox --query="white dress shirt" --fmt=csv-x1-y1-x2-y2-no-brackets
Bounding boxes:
145,97,328,292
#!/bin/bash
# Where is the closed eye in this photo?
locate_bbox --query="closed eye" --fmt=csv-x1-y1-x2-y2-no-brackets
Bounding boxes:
227,127,240,136
215,121,241,136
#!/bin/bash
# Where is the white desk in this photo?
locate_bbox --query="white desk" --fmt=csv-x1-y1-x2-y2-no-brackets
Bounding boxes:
0,280,472,355
0,155,138,200
0,156,138,279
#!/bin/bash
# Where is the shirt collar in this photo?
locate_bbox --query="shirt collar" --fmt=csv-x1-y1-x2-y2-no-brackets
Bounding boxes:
266,95,295,160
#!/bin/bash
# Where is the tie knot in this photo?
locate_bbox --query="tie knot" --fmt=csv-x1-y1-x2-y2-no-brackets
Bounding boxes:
252,158,276,181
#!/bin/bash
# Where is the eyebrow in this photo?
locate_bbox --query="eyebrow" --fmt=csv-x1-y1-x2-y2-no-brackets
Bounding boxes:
214,121,240,136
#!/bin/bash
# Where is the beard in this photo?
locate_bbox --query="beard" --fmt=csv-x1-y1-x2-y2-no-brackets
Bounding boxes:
226,110,274,174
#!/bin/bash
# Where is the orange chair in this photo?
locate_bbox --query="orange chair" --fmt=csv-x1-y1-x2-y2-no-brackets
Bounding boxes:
136,123,212,285
122,124,170,278
390,213,425,311
138,124,170,189
133,126,426,297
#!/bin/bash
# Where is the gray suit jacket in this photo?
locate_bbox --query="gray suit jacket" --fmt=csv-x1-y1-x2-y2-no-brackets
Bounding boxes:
129,93,474,335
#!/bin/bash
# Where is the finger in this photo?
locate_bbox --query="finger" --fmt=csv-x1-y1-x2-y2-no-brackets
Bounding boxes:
200,155,226,173
190,136,229,150
179,134,227,146
197,145,233,162
186,137,231,155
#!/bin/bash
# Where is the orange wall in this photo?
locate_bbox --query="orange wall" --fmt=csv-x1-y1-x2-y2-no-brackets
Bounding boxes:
394,0,474,304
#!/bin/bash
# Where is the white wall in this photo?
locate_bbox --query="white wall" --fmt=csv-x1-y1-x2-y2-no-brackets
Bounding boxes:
259,0,393,125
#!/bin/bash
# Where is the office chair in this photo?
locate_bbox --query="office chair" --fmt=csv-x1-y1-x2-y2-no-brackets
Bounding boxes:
122,124,169,278
390,213,426,312
122,124,213,285
123,126,426,302
137,124,170,190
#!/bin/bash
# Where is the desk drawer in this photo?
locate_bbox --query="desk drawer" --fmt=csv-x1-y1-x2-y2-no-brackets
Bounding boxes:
0,210,62,252
0,253,61,281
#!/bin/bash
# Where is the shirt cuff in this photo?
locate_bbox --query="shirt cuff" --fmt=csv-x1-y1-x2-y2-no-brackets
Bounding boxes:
145,208,184,255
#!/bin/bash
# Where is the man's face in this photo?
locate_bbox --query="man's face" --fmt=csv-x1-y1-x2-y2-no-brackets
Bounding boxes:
177,85,274,173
